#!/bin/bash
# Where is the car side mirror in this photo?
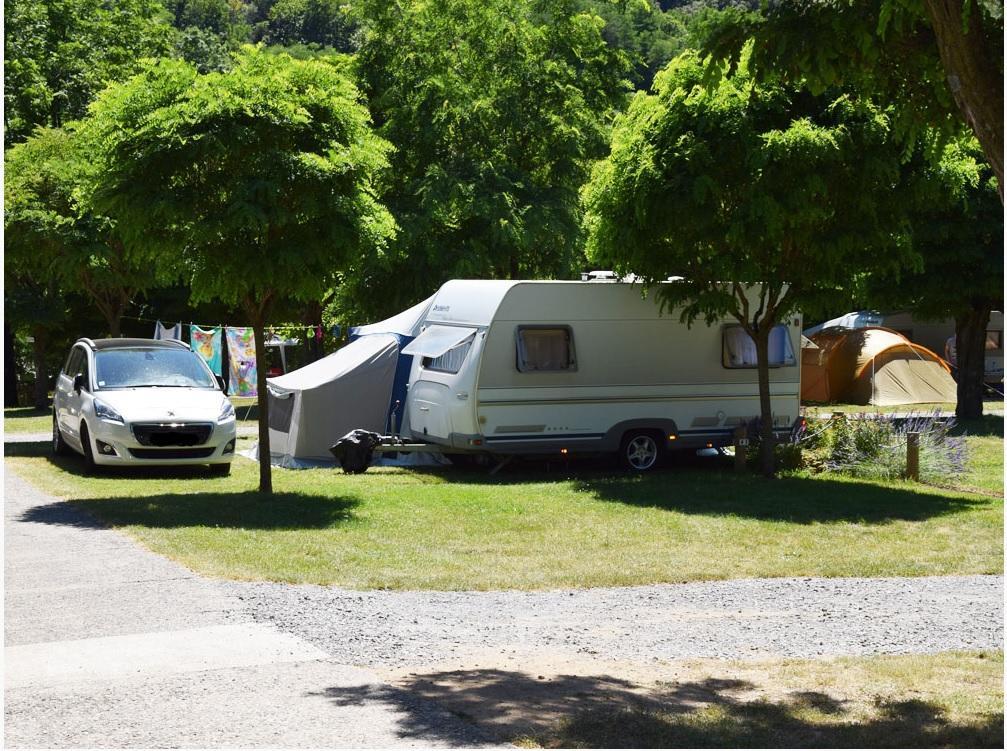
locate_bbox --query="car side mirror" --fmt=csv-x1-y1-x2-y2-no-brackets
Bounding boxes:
215,374,226,392
73,373,85,393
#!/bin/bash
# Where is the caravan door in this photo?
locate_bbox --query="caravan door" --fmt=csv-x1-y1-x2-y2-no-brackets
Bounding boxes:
402,325,478,445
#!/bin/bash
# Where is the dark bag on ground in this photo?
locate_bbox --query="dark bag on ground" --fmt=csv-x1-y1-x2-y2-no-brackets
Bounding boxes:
329,430,382,474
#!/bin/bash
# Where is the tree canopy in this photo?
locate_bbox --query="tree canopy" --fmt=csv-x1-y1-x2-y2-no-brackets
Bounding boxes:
584,51,915,473
698,0,1004,199
865,138,1003,417
82,47,395,490
337,0,631,319
3,0,176,146
4,126,156,338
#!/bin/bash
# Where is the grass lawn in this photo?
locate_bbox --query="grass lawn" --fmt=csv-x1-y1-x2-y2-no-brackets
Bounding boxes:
516,651,1003,748
5,415,1002,588
3,406,51,434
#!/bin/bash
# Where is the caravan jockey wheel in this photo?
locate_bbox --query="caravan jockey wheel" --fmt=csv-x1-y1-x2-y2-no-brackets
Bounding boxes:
620,431,662,472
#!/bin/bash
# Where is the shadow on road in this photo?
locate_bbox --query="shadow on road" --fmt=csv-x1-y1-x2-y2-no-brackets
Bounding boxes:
310,668,1003,748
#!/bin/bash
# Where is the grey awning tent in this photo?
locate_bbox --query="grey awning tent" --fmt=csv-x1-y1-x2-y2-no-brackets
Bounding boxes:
267,334,399,467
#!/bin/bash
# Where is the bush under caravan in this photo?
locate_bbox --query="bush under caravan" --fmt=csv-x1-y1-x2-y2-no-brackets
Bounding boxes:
400,280,802,470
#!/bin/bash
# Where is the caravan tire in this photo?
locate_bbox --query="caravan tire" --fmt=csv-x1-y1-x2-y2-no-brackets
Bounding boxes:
620,431,663,472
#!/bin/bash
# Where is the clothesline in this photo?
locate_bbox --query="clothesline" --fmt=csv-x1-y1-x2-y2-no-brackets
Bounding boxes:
119,314,325,330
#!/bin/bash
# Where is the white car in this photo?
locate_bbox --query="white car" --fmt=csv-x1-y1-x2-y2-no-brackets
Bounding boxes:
52,338,237,474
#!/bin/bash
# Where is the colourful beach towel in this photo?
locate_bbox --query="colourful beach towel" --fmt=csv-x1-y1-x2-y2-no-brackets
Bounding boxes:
190,325,223,376
226,327,257,396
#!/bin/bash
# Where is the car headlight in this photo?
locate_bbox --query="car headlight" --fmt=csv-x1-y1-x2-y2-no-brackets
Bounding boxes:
93,398,124,424
218,400,235,422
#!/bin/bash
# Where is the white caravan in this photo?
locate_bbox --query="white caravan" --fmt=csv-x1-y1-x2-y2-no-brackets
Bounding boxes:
401,280,802,469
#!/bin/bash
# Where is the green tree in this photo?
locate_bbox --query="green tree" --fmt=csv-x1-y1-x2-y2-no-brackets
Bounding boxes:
264,0,357,50
698,0,1004,201
83,48,395,492
5,127,156,340
3,0,176,146
579,0,690,90
343,0,629,320
867,140,1003,419
583,52,914,475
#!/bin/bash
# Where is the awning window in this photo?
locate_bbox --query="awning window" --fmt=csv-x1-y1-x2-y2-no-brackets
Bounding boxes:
402,325,477,358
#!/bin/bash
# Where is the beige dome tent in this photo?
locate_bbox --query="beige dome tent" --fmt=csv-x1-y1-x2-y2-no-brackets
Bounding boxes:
801,327,956,405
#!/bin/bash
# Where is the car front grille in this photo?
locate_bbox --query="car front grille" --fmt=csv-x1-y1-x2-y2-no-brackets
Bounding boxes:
131,422,214,447
128,447,216,460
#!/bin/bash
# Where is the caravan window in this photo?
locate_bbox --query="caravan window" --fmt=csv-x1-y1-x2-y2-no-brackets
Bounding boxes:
986,330,1002,350
722,325,795,368
423,336,473,374
516,326,576,372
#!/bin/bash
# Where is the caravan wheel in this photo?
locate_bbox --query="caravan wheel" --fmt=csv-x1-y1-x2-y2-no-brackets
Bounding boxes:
620,431,662,472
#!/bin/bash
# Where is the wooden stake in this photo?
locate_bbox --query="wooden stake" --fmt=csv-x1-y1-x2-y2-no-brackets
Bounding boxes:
906,431,920,481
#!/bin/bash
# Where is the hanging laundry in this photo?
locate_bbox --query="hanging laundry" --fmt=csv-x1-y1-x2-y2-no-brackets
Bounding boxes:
154,320,182,341
190,325,223,376
226,327,258,396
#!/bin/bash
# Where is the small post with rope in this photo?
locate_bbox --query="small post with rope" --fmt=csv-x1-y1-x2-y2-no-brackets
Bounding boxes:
733,425,748,473
906,431,920,481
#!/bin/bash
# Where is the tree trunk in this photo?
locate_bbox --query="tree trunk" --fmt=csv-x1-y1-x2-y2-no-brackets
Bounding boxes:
31,325,49,410
251,313,273,494
5,321,19,408
107,313,122,339
753,327,776,478
954,304,990,420
923,0,1004,202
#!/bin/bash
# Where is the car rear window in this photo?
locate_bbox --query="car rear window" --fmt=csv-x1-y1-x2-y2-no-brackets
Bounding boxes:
94,348,217,389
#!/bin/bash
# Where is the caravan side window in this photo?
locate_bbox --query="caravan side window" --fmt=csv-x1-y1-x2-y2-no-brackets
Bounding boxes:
516,326,576,372
985,330,1002,351
722,325,795,368
423,337,473,374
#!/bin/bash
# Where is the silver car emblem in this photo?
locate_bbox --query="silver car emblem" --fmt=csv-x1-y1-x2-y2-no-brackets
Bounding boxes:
166,410,175,417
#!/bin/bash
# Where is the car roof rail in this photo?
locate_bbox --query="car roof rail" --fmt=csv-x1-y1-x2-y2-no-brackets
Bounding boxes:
78,337,97,350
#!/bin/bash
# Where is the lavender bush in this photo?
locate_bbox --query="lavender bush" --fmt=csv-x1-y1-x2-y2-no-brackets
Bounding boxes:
810,411,968,483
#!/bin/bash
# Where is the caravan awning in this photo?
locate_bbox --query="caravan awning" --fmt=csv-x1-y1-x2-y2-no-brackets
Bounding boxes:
402,325,477,358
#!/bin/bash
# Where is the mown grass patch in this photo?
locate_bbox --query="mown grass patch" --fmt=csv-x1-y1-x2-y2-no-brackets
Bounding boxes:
519,651,1003,748
5,427,1002,589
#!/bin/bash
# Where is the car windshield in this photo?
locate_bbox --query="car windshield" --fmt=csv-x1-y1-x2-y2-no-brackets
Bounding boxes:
94,348,217,390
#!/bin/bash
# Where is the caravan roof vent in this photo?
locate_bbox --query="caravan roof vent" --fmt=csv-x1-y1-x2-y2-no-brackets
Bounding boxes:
581,270,620,282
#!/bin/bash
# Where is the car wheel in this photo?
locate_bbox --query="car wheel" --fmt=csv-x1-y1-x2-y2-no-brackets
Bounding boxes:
209,463,231,477
620,431,662,472
79,422,97,471
52,414,70,456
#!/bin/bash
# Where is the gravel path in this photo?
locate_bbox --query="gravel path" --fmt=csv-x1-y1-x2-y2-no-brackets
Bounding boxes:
4,468,493,748
229,575,1004,669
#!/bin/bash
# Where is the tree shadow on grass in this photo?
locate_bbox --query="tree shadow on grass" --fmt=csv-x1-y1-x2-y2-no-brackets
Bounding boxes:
6,438,240,482
570,471,989,524
3,406,50,420
20,492,358,531
8,438,990,526
951,414,1004,438
416,450,989,524
308,668,1003,748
